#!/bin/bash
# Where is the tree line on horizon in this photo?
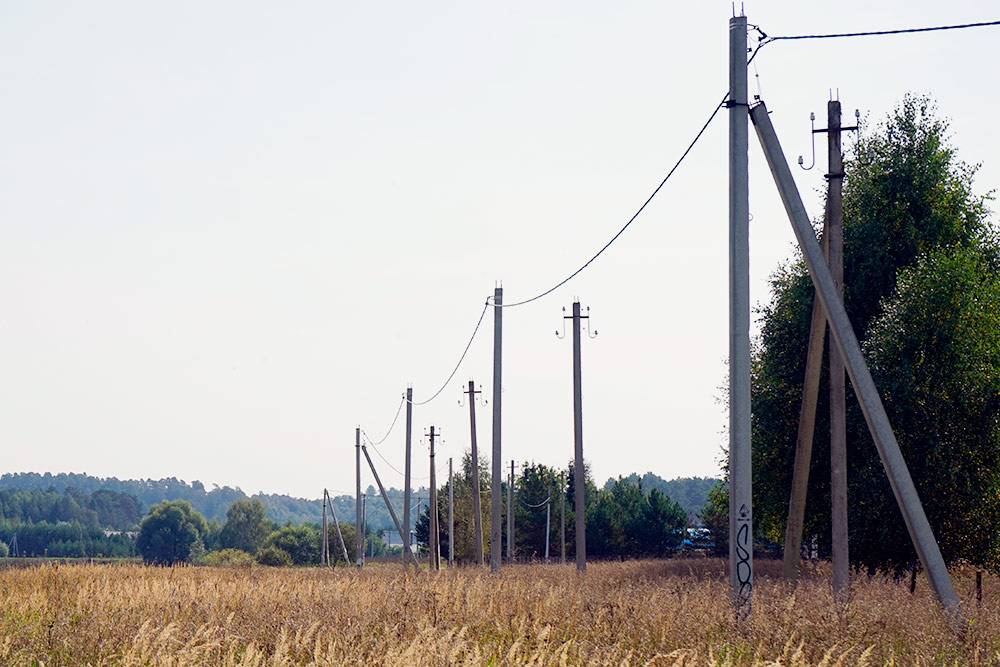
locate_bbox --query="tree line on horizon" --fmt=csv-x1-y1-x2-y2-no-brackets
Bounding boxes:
0,470,716,562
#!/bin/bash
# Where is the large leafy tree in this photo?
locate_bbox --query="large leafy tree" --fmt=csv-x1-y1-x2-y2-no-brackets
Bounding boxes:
218,498,272,554
751,95,998,570
262,525,320,565
858,247,1000,570
136,500,208,565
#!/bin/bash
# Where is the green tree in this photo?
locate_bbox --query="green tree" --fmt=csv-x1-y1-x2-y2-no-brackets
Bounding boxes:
256,545,292,566
640,488,688,555
700,482,729,558
513,462,560,561
857,246,1000,570
415,451,491,564
136,500,208,565
262,524,320,565
219,499,272,554
587,478,686,559
750,94,999,570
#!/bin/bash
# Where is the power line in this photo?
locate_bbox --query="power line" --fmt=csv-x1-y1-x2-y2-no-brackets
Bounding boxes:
519,495,551,509
361,92,728,430
406,301,491,406
758,19,1000,43
361,395,406,446
492,92,729,309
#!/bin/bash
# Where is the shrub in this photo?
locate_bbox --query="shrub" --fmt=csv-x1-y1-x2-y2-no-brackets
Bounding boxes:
256,546,292,567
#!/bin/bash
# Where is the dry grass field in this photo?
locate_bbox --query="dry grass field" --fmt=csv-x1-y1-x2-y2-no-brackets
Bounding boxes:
0,559,996,666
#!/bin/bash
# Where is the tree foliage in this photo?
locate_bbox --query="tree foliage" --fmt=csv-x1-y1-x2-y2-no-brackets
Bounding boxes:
750,94,1000,570
219,499,272,554
136,501,208,565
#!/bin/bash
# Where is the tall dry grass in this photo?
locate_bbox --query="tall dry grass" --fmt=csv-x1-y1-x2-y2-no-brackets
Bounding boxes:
0,559,996,665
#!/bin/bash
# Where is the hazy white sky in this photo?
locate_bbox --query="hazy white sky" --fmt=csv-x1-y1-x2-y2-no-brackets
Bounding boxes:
1,1,996,498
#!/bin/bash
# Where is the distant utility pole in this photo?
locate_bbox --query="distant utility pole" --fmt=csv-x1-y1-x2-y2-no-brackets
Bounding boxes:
448,457,454,567
507,460,515,563
464,380,485,566
402,387,414,568
361,445,408,570
781,97,857,597
355,427,363,567
560,301,596,573
544,496,551,563
560,472,566,565
326,491,349,563
361,493,367,565
322,488,330,566
428,426,441,571
728,14,753,614
491,286,503,572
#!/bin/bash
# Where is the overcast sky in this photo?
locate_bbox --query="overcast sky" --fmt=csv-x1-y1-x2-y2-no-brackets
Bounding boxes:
1,1,996,499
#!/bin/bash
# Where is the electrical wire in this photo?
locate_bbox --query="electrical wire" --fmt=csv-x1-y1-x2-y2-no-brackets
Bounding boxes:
759,19,1000,42
519,495,551,509
361,395,406,447
490,92,729,309
406,300,491,406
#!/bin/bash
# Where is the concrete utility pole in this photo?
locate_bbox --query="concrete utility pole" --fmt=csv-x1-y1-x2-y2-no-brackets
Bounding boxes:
322,489,329,566
428,426,441,571
507,460,515,563
490,286,503,572
728,14,753,613
544,497,551,563
355,427,363,567
750,100,963,622
448,457,454,567
327,493,350,563
560,472,566,564
826,100,850,599
361,445,408,569
782,231,829,579
402,387,414,568
781,99,857,587
562,301,592,573
361,493,367,565
464,380,485,565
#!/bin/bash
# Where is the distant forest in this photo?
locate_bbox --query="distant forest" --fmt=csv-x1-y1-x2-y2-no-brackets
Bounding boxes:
0,472,429,535
0,471,718,537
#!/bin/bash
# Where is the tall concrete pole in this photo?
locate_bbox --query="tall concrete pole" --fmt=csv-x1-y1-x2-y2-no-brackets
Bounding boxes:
490,286,503,572
402,387,413,567
355,427,363,567
507,461,514,563
728,14,753,613
361,493,367,565
544,498,551,563
571,302,587,573
465,381,485,565
448,457,454,567
826,100,850,599
750,100,962,621
560,472,566,564
327,493,350,563
429,426,440,571
781,229,828,580
322,489,329,566
361,445,408,567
